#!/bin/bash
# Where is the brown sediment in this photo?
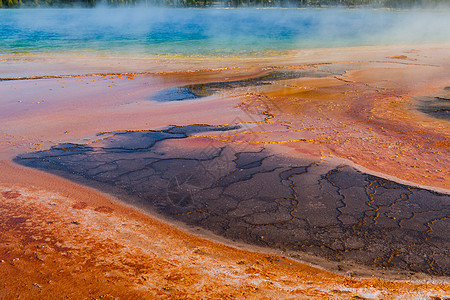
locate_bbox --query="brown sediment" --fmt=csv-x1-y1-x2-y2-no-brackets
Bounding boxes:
1,45,449,297
387,55,417,61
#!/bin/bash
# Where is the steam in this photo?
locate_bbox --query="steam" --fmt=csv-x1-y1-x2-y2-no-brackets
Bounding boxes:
0,7,449,56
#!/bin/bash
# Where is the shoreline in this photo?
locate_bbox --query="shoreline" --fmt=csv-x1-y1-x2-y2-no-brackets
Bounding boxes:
2,43,450,78
1,43,449,297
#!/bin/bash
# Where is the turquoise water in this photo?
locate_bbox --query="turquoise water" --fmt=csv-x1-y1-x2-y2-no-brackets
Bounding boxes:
1,8,449,56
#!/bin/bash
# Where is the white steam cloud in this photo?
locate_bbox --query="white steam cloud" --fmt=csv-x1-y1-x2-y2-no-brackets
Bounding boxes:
0,7,449,55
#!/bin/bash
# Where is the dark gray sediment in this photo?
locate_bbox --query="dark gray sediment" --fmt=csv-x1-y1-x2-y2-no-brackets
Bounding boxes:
15,124,450,276
415,87,450,121
150,70,331,102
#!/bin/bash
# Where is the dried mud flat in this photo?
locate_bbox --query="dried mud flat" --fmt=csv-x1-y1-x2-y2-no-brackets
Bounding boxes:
1,167,448,299
15,124,450,277
1,45,450,298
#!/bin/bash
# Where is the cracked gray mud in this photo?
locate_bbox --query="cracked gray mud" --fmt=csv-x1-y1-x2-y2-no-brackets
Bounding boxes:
15,124,450,276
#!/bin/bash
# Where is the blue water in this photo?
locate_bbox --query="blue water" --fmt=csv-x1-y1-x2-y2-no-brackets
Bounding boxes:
1,8,449,56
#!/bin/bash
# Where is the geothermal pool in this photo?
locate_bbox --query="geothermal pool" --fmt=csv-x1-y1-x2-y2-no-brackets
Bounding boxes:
1,8,450,55
0,7,449,299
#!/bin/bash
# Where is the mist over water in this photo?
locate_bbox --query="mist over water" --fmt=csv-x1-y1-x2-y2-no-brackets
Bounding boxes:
1,8,449,56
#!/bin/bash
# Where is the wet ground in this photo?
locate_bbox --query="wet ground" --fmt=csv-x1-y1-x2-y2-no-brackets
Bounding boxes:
2,46,450,297
3,168,449,299
150,70,332,102
415,86,450,121
15,123,450,276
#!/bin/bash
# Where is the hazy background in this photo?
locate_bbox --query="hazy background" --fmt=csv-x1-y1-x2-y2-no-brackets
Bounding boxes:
1,8,449,56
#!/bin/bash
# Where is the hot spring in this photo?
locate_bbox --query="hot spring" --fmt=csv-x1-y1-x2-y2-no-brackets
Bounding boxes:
1,8,449,56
